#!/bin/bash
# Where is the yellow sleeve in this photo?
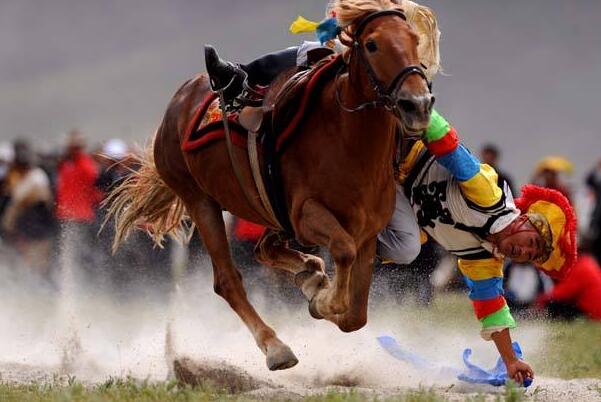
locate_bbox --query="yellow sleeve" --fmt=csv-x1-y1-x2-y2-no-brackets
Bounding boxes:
458,164,503,208
457,257,504,280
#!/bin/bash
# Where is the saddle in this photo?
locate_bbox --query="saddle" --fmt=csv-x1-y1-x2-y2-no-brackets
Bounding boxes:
228,50,342,153
182,51,344,234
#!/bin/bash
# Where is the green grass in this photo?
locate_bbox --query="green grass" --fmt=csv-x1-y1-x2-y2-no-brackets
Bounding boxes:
0,380,529,402
533,319,601,379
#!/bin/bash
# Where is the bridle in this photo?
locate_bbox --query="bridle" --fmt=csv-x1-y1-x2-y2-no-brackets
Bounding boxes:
336,9,432,118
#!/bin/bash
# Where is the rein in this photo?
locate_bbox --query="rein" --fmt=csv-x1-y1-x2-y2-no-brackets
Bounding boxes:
335,9,431,119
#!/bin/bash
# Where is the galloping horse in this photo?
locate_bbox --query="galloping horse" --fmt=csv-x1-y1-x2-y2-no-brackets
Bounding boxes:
108,0,432,371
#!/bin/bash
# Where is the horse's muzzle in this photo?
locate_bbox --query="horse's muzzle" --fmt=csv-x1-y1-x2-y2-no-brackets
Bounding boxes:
395,92,434,131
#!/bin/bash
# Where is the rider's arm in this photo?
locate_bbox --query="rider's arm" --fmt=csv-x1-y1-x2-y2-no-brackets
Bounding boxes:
458,233,533,385
423,110,503,208
458,257,516,340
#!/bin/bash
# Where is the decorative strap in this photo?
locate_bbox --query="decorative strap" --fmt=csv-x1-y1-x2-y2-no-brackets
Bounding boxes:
215,78,280,228
248,129,280,228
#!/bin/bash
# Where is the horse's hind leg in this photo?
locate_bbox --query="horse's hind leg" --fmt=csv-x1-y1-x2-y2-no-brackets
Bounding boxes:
255,230,329,300
186,198,298,370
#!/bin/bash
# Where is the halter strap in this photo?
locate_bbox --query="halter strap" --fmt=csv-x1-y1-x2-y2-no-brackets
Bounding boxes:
336,9,431,118
353,9,407,38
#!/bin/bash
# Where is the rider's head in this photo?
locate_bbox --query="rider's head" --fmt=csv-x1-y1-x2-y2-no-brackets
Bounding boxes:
493,214,551,263
492,185,577,279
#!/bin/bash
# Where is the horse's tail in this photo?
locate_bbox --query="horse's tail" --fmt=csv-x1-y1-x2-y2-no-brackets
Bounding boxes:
103,134,190,253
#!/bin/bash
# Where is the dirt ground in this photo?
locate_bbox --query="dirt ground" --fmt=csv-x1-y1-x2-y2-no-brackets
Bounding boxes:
0,261,599,401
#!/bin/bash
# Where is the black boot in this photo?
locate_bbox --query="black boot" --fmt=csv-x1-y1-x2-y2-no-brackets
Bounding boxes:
204,45,247,103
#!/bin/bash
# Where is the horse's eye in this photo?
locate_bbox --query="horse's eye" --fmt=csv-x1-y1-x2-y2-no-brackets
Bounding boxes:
365,39,378,53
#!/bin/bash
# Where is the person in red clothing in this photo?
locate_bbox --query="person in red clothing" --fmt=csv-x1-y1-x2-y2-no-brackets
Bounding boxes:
536,251,601,321
55,130,101,276
56,129,101,223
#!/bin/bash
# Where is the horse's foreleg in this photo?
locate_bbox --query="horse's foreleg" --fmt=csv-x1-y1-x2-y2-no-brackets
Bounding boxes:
255,230,329,299
297,199,357,321
186,198,298,370
332,239,376,332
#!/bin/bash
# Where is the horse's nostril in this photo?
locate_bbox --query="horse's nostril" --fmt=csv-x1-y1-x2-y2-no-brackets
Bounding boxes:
398,99,416,113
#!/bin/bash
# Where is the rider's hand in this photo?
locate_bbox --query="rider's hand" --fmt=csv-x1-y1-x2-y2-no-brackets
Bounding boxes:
506,359,534,385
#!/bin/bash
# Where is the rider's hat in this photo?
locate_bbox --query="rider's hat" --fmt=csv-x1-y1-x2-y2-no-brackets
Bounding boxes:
515,184,577,280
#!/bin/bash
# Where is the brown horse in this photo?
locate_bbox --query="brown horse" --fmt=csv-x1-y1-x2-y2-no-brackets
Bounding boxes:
107,0,432,371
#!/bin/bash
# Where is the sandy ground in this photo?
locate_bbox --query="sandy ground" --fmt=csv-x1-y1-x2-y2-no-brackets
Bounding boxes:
0,254,599,401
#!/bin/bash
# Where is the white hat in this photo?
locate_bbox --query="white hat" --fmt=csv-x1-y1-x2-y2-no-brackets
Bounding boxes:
0,142,14,163
103,139,129,160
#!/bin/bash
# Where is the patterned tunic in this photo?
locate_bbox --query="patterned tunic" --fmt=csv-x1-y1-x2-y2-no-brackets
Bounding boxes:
403,110,519,340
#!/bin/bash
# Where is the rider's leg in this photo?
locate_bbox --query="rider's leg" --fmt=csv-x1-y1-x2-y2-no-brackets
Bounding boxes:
204,45,298,102
242,47,299,86
376,184,421,265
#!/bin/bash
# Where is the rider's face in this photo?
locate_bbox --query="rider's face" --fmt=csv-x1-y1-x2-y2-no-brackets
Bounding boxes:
496,219,544,263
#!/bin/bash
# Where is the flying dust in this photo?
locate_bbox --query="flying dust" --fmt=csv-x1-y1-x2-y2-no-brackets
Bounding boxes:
0,233,599,401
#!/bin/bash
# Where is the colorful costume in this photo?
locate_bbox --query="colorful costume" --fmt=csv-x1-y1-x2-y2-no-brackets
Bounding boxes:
382,112,577,339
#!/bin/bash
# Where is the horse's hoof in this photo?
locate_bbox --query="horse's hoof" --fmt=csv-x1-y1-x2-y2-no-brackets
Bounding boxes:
266,344,299,371
308,297,324,320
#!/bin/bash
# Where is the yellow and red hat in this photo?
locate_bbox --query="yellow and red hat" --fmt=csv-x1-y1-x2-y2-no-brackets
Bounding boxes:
515,185,577,280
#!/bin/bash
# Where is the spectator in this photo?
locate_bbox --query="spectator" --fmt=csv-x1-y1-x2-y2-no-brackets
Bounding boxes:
585,160,601,264
56,130,100,224
55,130,100,274
531,156,573,202
0,142,14,224
480,143,516,195
1,140,55,275
536,251,601,321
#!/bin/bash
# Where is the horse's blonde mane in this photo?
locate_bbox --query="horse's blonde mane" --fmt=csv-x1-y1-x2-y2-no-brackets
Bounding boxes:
334,0,402,28
332,0,441,79
402,0,441,79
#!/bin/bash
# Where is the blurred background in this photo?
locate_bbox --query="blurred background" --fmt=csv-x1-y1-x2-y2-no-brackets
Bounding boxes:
1,0,600,184
0,0,599,386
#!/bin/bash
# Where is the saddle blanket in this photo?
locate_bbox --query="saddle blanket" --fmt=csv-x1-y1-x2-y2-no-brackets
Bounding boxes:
181,55,343,154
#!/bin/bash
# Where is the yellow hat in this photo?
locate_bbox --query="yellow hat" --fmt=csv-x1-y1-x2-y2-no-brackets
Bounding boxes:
534,156,573,175
515,185,577,280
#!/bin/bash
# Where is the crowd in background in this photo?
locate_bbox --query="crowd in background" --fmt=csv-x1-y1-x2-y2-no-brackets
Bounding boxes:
0,131,600,320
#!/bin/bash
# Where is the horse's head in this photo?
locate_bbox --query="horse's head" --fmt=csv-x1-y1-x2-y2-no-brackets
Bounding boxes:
339,1,434,131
